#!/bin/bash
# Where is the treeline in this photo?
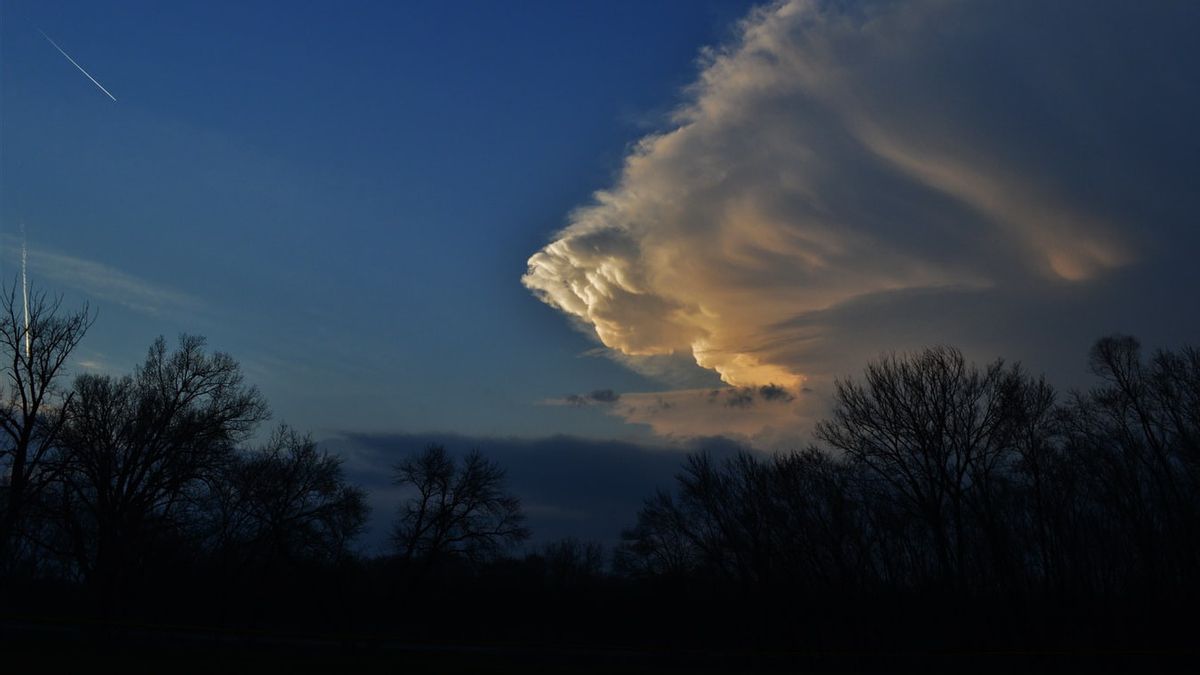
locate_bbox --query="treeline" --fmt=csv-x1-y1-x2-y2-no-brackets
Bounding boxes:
610,339,1200,653
617,340,1200,598
2,285,1198,662
0,290,368,624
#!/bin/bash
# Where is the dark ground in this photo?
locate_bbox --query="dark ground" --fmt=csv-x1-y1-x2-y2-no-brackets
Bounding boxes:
3,615,1196,674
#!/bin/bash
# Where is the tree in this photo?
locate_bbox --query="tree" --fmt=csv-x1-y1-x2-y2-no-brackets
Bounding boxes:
615,448,871,591
52,335,269,606
615,489,699,579
0,283,93,565
391,444,529,568
204,424,368,570
814,345,1052,588
536,537,605,587
1059,335,1200,589
768,447,872,590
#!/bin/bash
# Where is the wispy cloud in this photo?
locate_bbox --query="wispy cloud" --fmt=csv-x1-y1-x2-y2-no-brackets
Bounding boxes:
1,235,202,316
74,348,121,373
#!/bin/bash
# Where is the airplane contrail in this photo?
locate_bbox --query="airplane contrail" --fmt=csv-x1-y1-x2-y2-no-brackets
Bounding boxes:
39,29,117,102
21,227,31,359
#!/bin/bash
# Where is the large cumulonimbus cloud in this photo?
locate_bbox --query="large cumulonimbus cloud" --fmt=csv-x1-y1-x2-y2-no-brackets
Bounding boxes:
524,0,1198,402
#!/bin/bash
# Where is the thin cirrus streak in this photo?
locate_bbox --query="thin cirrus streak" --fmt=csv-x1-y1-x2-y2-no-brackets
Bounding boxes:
39,29,118,102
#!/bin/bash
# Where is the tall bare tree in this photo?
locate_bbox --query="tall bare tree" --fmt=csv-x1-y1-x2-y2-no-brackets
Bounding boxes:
0,283,93,563
815,345,1048,587
53,335,268,607
1061,335,1200,588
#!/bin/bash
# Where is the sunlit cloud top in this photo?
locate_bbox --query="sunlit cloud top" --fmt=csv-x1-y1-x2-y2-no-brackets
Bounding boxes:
523,0,1178,393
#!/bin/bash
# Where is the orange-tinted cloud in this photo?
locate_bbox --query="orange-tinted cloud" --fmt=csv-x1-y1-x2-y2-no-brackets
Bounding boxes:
525,0,1192,441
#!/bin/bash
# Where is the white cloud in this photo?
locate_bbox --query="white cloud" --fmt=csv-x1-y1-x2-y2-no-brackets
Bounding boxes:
524,0,1197,441
1,235,201,316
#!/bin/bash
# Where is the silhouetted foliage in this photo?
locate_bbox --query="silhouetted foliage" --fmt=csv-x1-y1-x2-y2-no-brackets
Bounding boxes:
392,444,529,569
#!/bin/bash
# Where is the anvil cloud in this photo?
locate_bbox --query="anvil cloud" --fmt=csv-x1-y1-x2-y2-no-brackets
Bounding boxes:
524,0,1196,410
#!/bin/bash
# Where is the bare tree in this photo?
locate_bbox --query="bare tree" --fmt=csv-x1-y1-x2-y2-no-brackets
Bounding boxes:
614,489,699,579
392,444,528,568
814,345,1047,587
769,447,873,590
205,424,368,569
0,283,93,564
537,537,606,587
617,448,872,591
52,335,269,607
1060,335,1200,588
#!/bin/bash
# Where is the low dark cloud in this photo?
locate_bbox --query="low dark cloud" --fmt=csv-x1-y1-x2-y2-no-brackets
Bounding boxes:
588,389,620,404
705,384,796,409
757,384,793,403
724,389,753,409
321,431,751,554
561,389,622,407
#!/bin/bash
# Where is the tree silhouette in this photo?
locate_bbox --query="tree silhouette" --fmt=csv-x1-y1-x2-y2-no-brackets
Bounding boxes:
204,424,368,570
615,489,698,579
51,335,269,610
537,537,605,588
392,444,529,569
616,447,870,592
0,284,93,567
1059,335,1200,590
814,345,1051,588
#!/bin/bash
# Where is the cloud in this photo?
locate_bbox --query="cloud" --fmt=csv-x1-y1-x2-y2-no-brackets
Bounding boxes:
548,382,809,448
705,383,795,408
73,347,122,374
757,384,793,402
611,387,815,449
1,235,202,316
523,0,1197,401
555,388,622,407
583,347,723,390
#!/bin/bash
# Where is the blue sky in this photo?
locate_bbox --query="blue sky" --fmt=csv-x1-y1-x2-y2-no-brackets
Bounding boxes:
3,1,1200,547
1,0,752,441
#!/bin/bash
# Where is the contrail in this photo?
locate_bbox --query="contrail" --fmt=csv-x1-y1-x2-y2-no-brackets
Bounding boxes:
39,29,117,102
21,226,31,359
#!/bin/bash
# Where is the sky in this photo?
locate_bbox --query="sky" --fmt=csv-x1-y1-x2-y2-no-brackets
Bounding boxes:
3,1,1199,549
